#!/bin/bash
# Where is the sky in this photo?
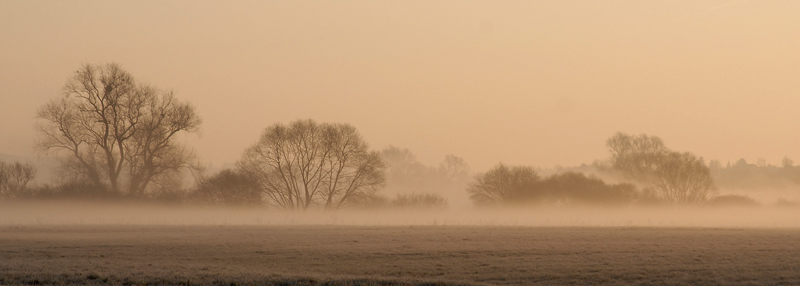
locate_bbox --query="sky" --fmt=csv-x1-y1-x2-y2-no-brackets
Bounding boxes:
1,0,799,173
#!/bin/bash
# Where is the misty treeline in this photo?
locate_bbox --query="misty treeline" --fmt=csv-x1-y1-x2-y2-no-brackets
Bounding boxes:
2,63,454,209
710,157,800,191
466,133,695,207
468,133,800,207
4,63,800,209
468,166,638,206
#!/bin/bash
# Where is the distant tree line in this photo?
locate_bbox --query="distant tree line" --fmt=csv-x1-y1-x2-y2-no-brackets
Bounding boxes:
709,157,800,191
193,144,456,209
7,62,795,210
17,63,386,208
467,132,717,206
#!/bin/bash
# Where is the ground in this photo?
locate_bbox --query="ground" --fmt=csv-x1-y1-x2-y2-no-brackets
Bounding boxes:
2,225,800,285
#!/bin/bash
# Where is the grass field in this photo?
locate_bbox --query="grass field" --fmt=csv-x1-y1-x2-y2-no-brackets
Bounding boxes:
2,224,800,285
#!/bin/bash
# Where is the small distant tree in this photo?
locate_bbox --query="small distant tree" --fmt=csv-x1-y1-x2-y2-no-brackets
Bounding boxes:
708,159,723,170
467,164,540,205
380,147,471,206
193,169,262,206
735,158,749,167
606,132,668,180
0,161,36,198
381,146,428,187
782,156,794,168
239,119,385,210
438,155,471,185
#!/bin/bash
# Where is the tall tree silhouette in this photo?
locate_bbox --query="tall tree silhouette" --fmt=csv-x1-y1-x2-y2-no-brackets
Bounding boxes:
37,63,201,196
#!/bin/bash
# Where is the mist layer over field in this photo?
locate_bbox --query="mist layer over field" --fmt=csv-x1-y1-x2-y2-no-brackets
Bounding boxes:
2,201,798,228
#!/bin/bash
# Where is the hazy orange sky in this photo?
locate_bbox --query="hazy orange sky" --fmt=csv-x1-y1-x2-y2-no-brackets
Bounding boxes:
1,1,799,172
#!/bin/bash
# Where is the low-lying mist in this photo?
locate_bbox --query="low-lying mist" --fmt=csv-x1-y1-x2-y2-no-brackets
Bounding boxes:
2,200,799,228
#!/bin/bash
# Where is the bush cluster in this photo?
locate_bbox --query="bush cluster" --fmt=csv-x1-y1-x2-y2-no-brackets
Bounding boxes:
468,165,638,206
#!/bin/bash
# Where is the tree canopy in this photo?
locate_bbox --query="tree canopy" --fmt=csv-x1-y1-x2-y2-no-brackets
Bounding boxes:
606,132,715,204
36,63,201,197
238,119,385,209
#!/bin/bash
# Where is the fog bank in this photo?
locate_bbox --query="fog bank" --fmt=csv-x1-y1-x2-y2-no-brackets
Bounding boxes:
2,201,799,228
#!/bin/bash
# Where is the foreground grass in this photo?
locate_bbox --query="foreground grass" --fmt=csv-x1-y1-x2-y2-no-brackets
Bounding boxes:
0,273,481,286
2,225,800,285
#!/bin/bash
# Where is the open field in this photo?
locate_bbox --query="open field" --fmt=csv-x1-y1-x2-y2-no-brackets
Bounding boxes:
2,225,800,285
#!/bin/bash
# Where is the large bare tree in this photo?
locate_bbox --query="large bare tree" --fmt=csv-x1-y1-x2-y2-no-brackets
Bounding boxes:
606,132,715,204
37,63,201,196
654,152,715,204
238,119,385,209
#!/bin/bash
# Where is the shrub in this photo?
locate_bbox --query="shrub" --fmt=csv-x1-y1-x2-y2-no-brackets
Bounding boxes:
37,180,119,200
346,194,390,209
705,194,760,207
470,167,639,206
391,193,448,209
192,169,263,206
539,172,638,206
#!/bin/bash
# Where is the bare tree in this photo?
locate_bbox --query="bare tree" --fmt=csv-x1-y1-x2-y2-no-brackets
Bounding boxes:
782,156,794,168
0,161,36,198
467,164,539,205
605,132,715,204
654,152,715,204
606,132,668,180
238,119,385,210
124,89,201,197
439,154,471,185
381,146,429,187
36,63,200,197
